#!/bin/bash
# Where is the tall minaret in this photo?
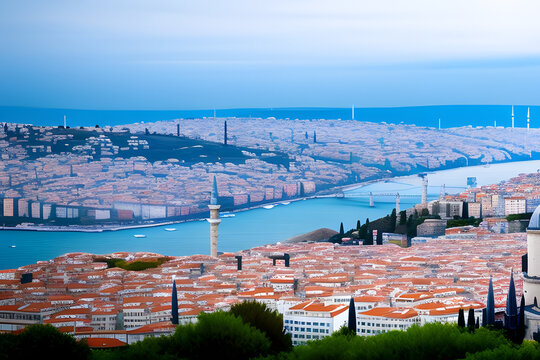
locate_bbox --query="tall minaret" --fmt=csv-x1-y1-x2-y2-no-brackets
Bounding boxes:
438,118,441,130
395,193,400,215
512,105,514,129
527,107,530,131
207,176,221,258
64,115,67,128
352,105,355,120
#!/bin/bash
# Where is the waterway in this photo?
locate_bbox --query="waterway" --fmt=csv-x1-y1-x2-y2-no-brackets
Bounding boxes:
1,160,540,269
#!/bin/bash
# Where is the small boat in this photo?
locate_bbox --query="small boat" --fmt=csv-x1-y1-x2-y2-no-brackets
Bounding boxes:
281,202,290,205
164,228,176,232
9,245,16,248
133,234,146,238
221,213,235,218
263,205,275,210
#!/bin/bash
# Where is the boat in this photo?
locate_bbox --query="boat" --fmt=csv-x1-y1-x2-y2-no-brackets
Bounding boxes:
164,228,176,232
9,245,16,248
281,202,290,205
133,234,146,238
221,213,235,218
262,205,275,209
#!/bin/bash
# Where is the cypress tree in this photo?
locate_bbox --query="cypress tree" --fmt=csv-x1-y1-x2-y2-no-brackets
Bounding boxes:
171,280,179,325
517,296,526,343
356,220,361,231
467,309,475,332
339,222,344,236
376,230,383,245
458,309,465,328
486,276,495,326
348,297,357,334
399,211,407,225
390,209,397,232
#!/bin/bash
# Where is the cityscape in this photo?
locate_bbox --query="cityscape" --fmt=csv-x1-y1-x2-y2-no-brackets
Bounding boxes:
2,0,540,359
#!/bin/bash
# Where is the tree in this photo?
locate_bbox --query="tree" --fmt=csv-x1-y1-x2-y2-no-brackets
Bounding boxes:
517,296,526,343
171,311,271,359
421,208,429,217
348,297,357,334
399,211,407,225
356,220,361,231
468,309,476,332
458,309,466,328
230,301,292,354
376,230,383,245
390,209,397,232
340,222,344,236
0,324,91,360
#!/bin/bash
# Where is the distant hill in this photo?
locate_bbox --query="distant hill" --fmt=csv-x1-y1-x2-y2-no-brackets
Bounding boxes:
285,228,338,243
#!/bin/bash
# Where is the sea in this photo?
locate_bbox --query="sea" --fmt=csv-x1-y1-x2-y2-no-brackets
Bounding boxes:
1,160,539,270
0,105,537,128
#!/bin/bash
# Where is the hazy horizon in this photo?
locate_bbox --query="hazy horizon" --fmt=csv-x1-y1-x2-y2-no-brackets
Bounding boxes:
2,1,540,109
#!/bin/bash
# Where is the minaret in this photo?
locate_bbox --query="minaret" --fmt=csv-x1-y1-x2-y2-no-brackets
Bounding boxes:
395,193,400,215
207,176,221,258
352,105,355,120
512,105,514,129
438,118,441,130
369,192,374,207
64,115,67,128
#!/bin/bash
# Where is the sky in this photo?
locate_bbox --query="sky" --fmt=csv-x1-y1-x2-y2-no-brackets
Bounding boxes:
1,0,540,110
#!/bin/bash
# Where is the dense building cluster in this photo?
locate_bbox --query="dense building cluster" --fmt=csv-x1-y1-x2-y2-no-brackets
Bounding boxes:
0,230,525,345
1,118,540,228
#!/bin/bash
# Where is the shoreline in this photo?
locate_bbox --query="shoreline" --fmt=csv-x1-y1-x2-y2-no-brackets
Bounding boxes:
3,157,540,233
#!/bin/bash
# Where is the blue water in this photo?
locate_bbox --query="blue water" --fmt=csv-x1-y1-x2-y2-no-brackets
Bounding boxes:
2,160,540,270
0,105,537,128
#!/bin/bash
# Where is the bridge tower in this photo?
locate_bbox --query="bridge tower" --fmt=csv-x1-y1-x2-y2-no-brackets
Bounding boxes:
439,184,445,200
420,174,428,204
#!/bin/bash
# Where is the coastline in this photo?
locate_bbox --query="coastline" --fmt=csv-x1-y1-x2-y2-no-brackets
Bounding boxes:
4,157,540,234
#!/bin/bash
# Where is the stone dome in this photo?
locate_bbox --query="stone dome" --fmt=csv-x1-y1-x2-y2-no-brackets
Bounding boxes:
528,205,540,229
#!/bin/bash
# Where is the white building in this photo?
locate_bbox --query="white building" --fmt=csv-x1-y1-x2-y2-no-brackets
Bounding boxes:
283,301,349,346
356,307,419,336
505,197,526,216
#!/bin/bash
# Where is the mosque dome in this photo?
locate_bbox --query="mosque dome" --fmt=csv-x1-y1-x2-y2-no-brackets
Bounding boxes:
528,205,540,229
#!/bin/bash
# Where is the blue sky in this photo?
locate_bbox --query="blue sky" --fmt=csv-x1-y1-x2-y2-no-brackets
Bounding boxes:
1,0,540,109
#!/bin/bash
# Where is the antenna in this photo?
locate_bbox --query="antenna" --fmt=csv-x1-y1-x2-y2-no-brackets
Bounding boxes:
511,105,514,128
527,107,530,131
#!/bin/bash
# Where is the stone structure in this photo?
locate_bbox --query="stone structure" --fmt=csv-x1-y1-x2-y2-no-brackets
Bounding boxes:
416,219,447,237
207,176,221,258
